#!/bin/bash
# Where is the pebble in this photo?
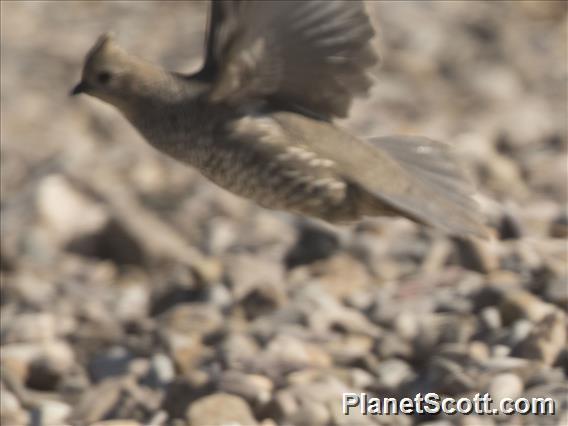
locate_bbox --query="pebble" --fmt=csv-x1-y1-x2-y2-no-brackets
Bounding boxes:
373,358,416,391
488,372,524,401
499,290,556,324
38,399,73,425
186,393,258,426
218,371,273,404
514,311,566,366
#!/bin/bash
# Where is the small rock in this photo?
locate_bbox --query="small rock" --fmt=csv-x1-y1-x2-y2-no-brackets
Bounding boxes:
488,373,523,402
1,341,75,388
375,333,414,360
427,357,477,395
160,302,224,336
550,209,568,238
507,319,533,346
499,290,556,324
491,344,511,358
543,276,568,308
309,254,371,300
514,311,566,366
38,399,72,426
0,388,27,426
218,371,273,404
479,307,501,331
225,253,285,301
113,282,149,322
453,237,499,273
373,358,416,391
147,353,176,387
324,334,374,365
1,312,58,343
88,346,133,383
167,333,209,375
289,401,330,426
394,310,420,340
220,333,260,369
263,334,332,371
36,174,108,245
285,222,340,268
70,378,124,424
186,393,258,426
468,341,490,362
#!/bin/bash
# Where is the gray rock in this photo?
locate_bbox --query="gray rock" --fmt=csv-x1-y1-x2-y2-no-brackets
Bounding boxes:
147,353,176,387
218,371,273,404
373,358,416,391
479,306,502,331
88,346,133,383
487,372,523,401
290,402,330,426
159,302,224,336
224,253,285,301
514,311,566,366
220,333,261,370
1,312,58,343
38,399,73,426
186,393,258,426
499,290,556,324
0,388,27,426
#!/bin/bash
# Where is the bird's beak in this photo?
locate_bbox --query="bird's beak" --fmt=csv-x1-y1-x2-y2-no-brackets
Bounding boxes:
70,81,88,96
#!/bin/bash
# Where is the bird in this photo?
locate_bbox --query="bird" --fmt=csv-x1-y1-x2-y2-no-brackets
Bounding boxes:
71,0,487,238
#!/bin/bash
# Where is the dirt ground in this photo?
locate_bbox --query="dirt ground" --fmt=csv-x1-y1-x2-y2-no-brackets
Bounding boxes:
1,1,566,425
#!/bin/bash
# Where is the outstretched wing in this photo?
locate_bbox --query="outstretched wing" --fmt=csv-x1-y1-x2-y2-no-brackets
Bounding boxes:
195,0,379,119
271,113,488,237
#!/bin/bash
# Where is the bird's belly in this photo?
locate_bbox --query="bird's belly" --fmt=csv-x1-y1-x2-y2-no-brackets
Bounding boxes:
198,155,359,222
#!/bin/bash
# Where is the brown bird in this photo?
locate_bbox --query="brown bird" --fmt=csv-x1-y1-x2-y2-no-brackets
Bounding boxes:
71,0,486,237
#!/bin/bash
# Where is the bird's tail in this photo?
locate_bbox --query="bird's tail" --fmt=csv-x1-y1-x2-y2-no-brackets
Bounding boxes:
367,135,489,239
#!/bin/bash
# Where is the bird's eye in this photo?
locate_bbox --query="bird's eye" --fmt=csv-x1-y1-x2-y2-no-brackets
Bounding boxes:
97,71,112,84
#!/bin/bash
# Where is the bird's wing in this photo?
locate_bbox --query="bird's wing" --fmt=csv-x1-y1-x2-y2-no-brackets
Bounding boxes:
273,114,487,237
197,0,379,119
192,0,239,81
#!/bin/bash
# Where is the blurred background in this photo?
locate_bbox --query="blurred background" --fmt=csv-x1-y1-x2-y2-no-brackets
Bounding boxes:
1,1,566,425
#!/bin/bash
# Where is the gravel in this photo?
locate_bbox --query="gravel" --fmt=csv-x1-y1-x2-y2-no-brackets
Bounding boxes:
1,1,566,425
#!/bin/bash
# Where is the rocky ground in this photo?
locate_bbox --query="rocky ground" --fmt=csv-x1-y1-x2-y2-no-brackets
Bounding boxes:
1,1,566,426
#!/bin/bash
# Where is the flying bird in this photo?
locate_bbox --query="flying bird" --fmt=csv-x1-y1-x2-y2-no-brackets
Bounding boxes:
71,0,487,237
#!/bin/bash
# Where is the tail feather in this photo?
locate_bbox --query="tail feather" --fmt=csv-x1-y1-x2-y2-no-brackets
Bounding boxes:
366,135,488,238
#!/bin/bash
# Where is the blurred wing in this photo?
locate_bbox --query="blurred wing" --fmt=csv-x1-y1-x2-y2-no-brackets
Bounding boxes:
204,0,379,119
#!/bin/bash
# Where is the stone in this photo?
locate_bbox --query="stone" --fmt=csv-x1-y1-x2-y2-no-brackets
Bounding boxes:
309,253,371,300
499,290,556,324
224,253,285,301
0,388,27,426
186,393,258,426
36,174,109,245
1,312,58,343
1,341,75,388
479,307,501,331
159,303,224,336
514,311,566,366
453,237,499,273
88,346,133,383
488,373,523,402
373,358,416,391
38,399,73,426
218,371,274,404
147,353,176,387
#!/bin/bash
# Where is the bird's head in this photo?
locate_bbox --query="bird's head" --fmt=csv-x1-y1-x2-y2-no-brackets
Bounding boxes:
71,32,172,111
71,33,129,101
